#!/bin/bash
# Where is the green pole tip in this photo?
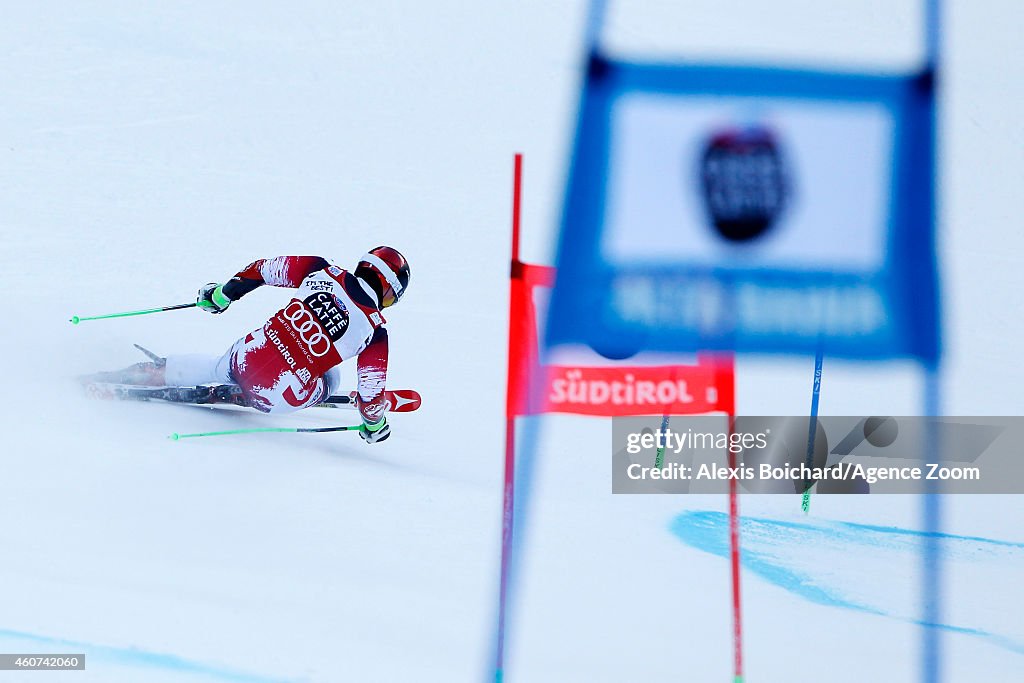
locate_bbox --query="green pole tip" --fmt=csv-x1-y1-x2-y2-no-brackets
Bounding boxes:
169,433,180,441
70,316,80,324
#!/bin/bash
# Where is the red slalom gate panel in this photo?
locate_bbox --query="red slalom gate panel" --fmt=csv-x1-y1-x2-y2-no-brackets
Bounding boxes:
507,260,735,418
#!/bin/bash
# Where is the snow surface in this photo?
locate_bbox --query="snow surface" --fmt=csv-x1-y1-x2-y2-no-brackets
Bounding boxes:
1,1,1023,681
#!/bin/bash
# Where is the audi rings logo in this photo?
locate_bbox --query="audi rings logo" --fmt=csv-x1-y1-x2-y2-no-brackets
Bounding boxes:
283,300,332,358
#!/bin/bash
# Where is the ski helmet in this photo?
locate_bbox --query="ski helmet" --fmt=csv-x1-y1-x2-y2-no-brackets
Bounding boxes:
355,246,411,308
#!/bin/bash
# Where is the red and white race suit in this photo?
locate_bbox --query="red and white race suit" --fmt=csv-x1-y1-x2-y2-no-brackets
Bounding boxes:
217,256,389,423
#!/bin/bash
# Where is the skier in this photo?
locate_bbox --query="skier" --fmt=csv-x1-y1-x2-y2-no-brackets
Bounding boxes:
87,248,410,444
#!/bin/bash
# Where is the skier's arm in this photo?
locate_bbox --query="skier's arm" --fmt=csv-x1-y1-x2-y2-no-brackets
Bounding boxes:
221,256,330,301
356,327,390,442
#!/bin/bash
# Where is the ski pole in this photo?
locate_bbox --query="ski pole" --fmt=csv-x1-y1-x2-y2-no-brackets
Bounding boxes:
70,302,197,325
169,425,363,440
654,413,671,468
801,346,825,514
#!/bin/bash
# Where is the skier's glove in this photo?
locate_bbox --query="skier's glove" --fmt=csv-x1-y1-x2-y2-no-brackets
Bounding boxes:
197,283,231,314
359,416,391,444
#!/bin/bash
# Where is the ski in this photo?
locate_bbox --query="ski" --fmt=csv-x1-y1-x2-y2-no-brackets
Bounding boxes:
82,382,422,413
82,382,249,406
316,389,421,413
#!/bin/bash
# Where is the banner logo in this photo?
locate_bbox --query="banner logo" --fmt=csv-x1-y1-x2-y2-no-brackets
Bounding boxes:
699,125,788,242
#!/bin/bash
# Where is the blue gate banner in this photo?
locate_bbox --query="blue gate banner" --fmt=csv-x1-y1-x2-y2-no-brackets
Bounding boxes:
546,54,939,363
